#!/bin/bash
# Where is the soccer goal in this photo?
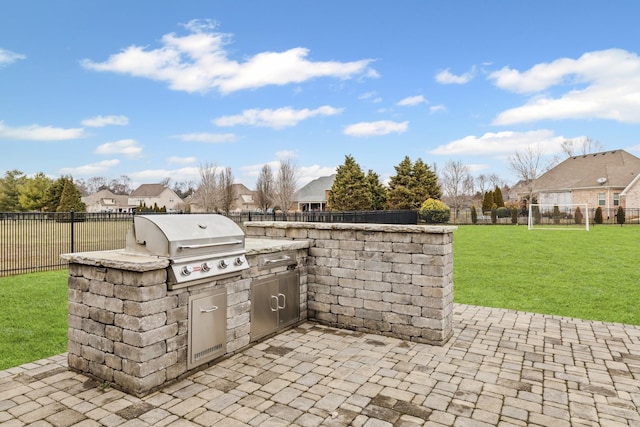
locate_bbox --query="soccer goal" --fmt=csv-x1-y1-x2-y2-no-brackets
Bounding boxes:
528,203,589,231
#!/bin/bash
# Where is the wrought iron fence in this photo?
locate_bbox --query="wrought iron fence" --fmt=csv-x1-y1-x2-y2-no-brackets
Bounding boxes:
0,210,418,277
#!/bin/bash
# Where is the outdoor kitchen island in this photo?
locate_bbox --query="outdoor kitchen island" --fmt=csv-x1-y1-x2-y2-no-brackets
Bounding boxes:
63,218,455,397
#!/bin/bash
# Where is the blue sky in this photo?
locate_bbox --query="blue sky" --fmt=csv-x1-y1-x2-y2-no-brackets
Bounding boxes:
2,1,640,191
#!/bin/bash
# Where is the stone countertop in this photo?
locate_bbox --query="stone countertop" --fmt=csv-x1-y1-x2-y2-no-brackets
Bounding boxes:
60,238,311,271
245,238,311,255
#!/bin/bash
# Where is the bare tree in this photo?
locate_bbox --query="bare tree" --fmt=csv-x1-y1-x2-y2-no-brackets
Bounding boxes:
475,174,489,196
561,137,604,157
441,160,473,220
219,167,235,213
488,173,504,190
275,159,300,212
110,175,132,195
195,162,219,212
509,144,548,204
255,164,275,212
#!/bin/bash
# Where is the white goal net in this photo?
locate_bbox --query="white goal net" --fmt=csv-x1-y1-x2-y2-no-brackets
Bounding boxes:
528,203,589,231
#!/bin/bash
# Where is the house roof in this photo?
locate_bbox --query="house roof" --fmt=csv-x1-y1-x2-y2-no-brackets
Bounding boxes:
294,175,335,202
532,150,640,192
130,184,169,197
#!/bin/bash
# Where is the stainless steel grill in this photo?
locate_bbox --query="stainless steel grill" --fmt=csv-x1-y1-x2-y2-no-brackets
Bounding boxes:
125,214,249,289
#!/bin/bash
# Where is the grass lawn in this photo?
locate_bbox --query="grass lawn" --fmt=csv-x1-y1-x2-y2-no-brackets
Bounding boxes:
0,270,68,370
454,224,640,325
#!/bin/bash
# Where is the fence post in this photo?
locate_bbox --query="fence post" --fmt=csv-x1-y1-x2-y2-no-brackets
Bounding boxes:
70,210,75,253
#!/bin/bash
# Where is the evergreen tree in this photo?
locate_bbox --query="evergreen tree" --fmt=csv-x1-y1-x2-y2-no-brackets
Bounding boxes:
493,185,504,207
0,170,26,211
328,155,371,211
366,170,386,210
594,206,603,224
19,172,53,211
56,179,86,212
616,206,625,225
386,156,442,209
470,205,478,224
482,191,494,213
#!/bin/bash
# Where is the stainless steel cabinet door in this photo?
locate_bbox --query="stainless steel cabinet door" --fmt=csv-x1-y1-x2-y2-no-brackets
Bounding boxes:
250,277,279,341
278,271,300,327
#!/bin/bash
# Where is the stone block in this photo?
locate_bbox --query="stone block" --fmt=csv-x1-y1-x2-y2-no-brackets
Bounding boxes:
331,286,355,297
68,327,90,345
338,258,363,270
68,301,89,317
123,296,178,317
122,323,178,347
105,297,124,313
393,263,422,275
337,296,363,308
355,308,383,321
114,284,167,302
81,318,105,337
83,266,107,281
363,260,392,273
331,230,356,241
331,304,355,316
115,313,167,332
363,319,391,332
89,279,114,297
337,315,363,329
68,275,89,291
122,352,177,377
105,354,122,371
122,269,167,287
82,292,106,309
89,307,115,325
383,292,412,304
382,312,411,325
166,333,187,352
363,300,391,312
339,240,364,251
384,272,413,285
68,354,88,372
391,304,421,316
383,232,412,243
106,268,124,285
331,267,356,279
88,333,113,356
356,289,382,301
227,312,249,329
82,345,105,363
355,270,383,282
68,314,82,329
391,324,421,338
114,341,167,363
364,241,392,252
105,325,123,342
166,306,188,325
228,301,250,317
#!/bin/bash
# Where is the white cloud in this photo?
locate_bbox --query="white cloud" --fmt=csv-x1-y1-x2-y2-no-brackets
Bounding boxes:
59,159,120,176
397,95,427,106
298,164,337,186
343,120,408,137
95,139,142,157
275,150,297,160
435,66,476,84
81,115,129,127
81,19,376,94
167,156,197,165
490,49,640,125
429,129,565,156
129,167,200,183
213,105,343,129
0,48,25,66
0,121,84,140
173,132,237,143
429,104,447,113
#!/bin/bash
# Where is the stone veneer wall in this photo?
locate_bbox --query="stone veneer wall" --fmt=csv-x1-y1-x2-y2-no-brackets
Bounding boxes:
65,246,308,396
245,222,456,345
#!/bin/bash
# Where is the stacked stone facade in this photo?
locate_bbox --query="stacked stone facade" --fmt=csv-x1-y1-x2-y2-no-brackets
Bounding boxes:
245,222,455,345
64,246,308,396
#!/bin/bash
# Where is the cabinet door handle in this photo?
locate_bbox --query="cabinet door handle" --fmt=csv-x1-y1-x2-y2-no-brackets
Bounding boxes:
200,306,218,313
270,295,278,312
277,293,286,310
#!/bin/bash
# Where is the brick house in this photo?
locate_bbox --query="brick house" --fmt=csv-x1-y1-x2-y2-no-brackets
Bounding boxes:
129,184,183,212
82,189,135,213
525,150,640,212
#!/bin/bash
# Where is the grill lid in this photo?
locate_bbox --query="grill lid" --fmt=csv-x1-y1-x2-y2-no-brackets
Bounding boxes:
125,214,249,289
127,214,245,259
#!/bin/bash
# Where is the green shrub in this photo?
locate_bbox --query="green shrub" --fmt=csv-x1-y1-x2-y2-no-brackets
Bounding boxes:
419,198,450,224
553,205,561,224
490,204,497,224
616,206,625,225
595,206,603,224
471,205,478,225
511,207,518,224
496,207,509,218
574,206,584,224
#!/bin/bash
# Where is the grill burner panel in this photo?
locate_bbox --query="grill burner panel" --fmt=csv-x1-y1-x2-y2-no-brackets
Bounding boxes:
126,214,249,289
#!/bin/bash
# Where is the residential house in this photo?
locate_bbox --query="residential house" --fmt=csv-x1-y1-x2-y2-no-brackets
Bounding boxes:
293,175,335,212
188,183,258,213
129,184,183,213
525,150,640,211
82,189,134,213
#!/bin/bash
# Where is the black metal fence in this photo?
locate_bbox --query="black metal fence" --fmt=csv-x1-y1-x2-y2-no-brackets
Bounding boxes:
0,210,418,277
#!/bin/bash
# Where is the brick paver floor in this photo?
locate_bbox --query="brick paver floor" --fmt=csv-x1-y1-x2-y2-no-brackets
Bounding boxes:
1,304,639,426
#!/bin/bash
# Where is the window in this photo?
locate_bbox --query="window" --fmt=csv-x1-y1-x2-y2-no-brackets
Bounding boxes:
598,193,605,206
614,193,620,206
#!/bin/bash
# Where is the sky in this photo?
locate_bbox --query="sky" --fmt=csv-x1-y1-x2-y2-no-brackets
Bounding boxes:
2,1,640,191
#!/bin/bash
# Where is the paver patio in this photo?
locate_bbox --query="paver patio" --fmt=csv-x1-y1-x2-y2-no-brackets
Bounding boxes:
1,304,639,426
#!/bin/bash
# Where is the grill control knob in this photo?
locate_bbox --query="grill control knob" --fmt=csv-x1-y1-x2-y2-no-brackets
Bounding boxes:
201,261,213,272
218,259,228,269
181,265,194,276
234,257,244,266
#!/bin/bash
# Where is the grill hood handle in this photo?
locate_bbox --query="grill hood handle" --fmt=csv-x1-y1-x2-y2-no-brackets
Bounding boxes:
178,240,243,250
